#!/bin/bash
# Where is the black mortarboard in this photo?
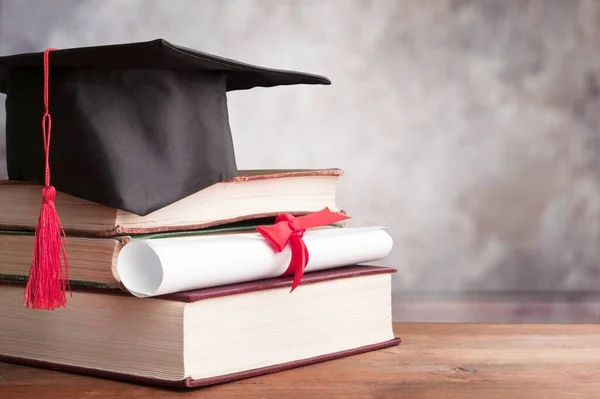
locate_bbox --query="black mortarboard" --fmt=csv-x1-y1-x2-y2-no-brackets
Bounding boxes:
0,39,330,216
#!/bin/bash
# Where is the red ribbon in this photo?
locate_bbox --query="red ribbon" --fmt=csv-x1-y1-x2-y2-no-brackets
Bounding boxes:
256,208,349,291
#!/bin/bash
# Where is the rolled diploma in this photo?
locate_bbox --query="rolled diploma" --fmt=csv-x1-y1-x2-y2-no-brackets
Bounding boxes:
117,226,393,297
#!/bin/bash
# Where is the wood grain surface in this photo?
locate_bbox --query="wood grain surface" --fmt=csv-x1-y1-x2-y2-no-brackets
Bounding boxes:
1,323,599,398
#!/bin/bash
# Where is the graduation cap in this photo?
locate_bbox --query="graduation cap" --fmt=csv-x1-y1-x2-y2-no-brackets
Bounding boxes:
0,39,330,310
0,38,330,214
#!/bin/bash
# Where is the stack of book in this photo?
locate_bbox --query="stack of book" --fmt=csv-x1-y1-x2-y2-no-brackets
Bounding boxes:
0,40,400,388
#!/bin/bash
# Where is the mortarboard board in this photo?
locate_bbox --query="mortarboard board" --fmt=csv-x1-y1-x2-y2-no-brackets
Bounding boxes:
0,39,331,310
0,38,330,215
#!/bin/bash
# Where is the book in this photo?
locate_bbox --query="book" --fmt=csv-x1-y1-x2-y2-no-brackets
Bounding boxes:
0,226,394,295
0,232,122,289
0,266,400,388
0,169,342,237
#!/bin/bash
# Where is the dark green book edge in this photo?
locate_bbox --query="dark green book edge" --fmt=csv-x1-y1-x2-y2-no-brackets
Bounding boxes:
0,217,278,240
0,274,119,290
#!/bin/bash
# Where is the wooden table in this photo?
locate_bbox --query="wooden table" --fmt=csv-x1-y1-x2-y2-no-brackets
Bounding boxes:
1,323,599,398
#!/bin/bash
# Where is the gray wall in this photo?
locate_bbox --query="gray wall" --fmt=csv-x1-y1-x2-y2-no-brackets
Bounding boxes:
1,0,599,297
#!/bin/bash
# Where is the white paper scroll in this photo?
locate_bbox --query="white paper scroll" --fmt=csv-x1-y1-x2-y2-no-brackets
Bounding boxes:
116,226,393,297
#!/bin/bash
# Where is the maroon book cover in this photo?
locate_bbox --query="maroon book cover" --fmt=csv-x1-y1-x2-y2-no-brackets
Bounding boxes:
0,339,401,388
0,265,401,388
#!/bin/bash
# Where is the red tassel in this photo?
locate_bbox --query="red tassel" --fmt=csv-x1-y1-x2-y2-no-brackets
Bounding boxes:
24,186,70,309
23,48,71,310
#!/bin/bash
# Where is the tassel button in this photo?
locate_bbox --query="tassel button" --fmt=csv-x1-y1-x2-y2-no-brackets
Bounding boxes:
42,186,56,203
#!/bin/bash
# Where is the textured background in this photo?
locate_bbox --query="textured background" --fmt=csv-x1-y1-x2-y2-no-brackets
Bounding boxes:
1,0,600,318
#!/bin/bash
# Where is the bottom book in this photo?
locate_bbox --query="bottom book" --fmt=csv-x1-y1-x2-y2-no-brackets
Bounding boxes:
0,266,400,388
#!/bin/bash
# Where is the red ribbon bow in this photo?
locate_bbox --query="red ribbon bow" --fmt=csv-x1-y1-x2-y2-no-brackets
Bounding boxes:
256,208,350,291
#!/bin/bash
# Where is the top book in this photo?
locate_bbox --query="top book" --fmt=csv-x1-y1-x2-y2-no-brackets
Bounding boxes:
0,169,343,237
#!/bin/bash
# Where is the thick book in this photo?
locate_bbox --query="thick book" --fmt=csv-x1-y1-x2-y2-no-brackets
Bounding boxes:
0,169,342,236
0,266,400,388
